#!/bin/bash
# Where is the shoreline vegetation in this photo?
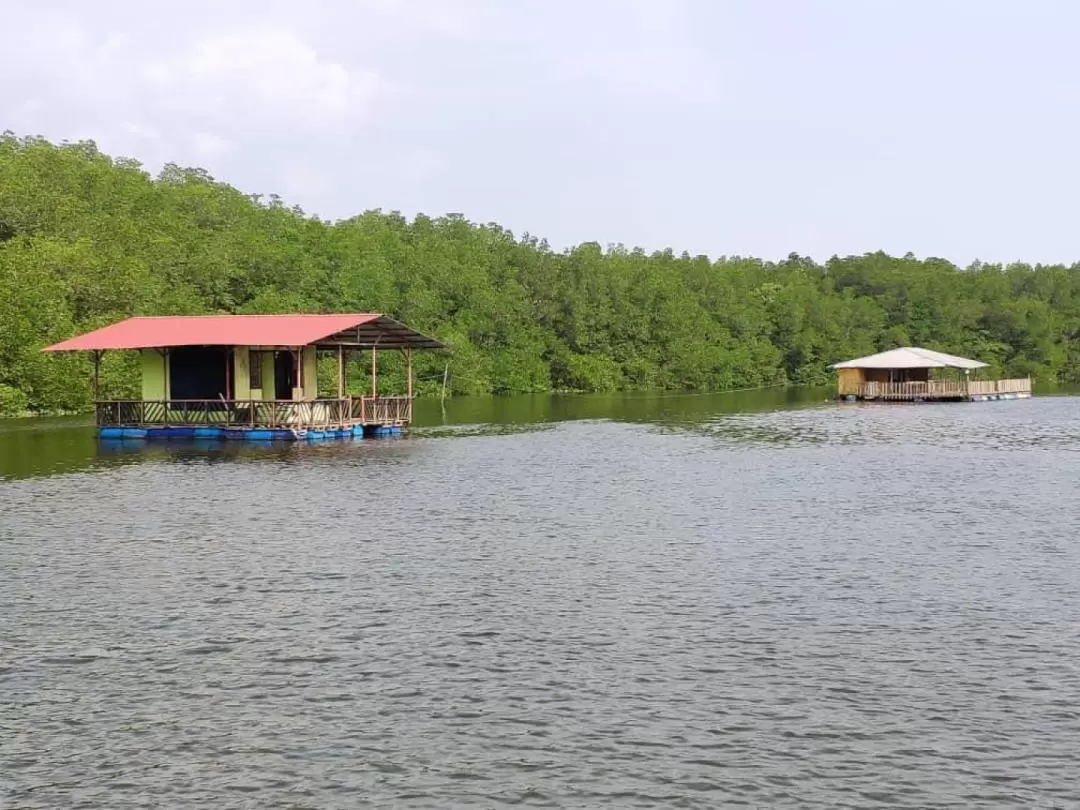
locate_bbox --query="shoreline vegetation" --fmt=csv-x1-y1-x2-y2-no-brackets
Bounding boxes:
4,132,1080,417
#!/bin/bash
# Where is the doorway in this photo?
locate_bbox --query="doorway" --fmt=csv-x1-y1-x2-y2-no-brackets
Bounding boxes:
274,351,296,400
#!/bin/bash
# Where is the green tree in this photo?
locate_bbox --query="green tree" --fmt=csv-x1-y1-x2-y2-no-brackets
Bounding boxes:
2,132,1079,413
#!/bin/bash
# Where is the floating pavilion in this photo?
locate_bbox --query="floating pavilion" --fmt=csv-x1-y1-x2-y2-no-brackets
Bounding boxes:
829,347,1032,402
44,313,444,440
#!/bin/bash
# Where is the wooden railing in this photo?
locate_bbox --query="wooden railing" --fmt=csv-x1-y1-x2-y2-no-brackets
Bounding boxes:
966,378,1032,395
96,396,415,428
350,395,412,425
855,378,1032,400
96,399,353,429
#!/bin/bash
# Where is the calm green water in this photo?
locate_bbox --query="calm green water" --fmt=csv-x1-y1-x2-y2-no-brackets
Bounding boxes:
0,388,825,481
3,390,1080,808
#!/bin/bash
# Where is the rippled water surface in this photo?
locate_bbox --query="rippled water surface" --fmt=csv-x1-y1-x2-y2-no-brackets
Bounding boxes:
3,393,1080,808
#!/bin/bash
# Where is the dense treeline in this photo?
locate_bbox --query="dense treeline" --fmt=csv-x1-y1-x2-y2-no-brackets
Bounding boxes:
1,133,1078,415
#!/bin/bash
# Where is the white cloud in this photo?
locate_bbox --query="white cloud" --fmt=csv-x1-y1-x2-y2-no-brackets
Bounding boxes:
120,121,159,138
0,5,388,176
190,132,234,160
349,0,507,42
146,28,386,131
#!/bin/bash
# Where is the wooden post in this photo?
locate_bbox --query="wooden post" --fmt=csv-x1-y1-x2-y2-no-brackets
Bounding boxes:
295,347,302,400
405,349,413,424
224,347,232,400
337,344,344,398
371,347,377,399
92,350,101,401
163,349,170,424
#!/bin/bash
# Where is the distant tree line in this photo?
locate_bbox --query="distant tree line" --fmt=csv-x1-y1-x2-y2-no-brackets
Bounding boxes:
1,133,1077,415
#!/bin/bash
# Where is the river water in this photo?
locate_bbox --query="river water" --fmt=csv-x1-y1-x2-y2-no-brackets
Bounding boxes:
2,391,1079,808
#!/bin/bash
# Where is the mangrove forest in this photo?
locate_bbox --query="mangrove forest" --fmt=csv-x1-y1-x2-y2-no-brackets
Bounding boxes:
2,132,1079,415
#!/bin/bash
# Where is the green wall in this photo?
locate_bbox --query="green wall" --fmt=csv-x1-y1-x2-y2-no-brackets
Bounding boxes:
260,351,275,400
302,346,317,399
233,347,252,400
135,346,326,401
140,350,166,400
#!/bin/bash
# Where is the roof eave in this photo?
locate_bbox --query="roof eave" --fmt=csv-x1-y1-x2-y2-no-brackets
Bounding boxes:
831,361,989,370
40,313,447,353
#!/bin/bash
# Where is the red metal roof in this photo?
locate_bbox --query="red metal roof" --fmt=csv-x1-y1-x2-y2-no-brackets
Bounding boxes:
44,314,384,351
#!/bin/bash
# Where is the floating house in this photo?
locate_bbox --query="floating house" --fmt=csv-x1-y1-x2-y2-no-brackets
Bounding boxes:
829,347,1032,402
44,314,444,440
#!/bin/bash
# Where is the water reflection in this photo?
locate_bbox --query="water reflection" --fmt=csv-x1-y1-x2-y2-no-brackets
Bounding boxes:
2,388,1074,482
689,398,1080,451
0,389,828,481
412,387,827,428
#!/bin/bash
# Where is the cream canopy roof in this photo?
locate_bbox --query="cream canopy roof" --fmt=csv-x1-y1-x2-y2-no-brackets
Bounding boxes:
829,347,987,370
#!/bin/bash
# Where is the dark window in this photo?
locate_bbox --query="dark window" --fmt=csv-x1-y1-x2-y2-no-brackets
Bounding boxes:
169,347,230,400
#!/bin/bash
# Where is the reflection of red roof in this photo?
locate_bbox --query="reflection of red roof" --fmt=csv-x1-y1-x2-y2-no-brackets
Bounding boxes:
43,314,444,351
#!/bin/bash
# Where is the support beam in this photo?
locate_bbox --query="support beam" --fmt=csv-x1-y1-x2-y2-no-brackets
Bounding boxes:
337,344,344,398
405,348,413,425
295,347,302,399
92,350,102,401
371,347,377,398
224,347,232,400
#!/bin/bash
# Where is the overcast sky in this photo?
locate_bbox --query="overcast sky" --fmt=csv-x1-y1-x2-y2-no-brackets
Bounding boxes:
4,0,1078,265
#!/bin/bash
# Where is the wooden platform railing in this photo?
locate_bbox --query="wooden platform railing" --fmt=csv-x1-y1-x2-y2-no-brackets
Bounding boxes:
96,396,416,428
966,378,1032,395
350,395,412,425
855,378,1032,400
97,399,354,429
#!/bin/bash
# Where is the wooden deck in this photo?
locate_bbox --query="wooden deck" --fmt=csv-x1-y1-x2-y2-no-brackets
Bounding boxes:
845,378,1032,402
95,395,413,430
